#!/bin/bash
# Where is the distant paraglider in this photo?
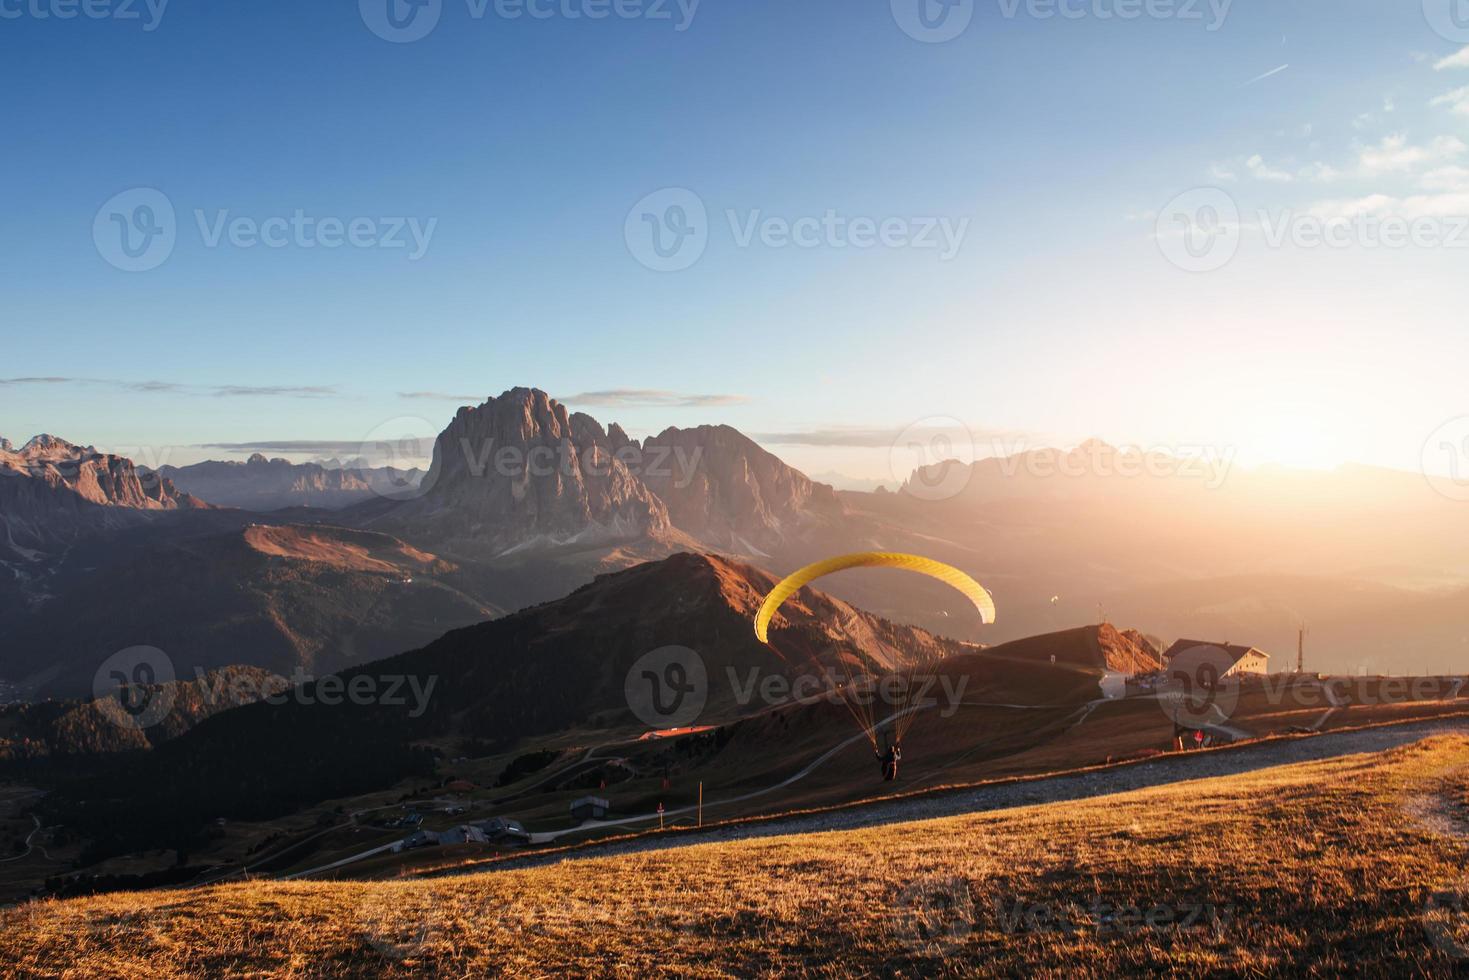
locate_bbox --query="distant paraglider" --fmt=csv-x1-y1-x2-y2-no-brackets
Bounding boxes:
753,552,996,645
752,552,996,778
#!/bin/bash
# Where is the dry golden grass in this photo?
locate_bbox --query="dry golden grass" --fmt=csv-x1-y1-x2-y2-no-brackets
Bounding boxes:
5,736,1469,978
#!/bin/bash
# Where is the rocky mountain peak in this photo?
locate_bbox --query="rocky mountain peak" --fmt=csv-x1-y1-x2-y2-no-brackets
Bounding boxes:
387,388,675,556
639,423,843,553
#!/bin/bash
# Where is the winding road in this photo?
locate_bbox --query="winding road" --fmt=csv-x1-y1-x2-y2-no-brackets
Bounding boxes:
467,716,1469,876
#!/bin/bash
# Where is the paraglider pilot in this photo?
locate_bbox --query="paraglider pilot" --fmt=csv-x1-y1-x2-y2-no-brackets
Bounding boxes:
878,743,901,781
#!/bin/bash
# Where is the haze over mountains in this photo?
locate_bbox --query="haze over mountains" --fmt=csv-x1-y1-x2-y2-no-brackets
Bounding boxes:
3,386,1469,697
154,455,423,512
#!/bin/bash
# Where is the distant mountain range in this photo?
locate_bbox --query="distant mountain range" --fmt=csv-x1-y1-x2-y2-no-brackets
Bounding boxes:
5,386,1469,695
0,435,207,562
152,455,423,512
353,388,843,562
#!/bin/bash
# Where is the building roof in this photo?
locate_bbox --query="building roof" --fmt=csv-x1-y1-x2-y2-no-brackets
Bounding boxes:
1162,640,1270,664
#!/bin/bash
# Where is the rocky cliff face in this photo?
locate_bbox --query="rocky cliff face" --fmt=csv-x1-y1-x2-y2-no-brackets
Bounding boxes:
0,436,206,560
157,455,420,511
640,424,843,554
374,388,677,557
355,390,848,563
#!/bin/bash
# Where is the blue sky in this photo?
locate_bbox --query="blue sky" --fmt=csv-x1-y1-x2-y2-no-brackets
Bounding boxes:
3,0,1468,483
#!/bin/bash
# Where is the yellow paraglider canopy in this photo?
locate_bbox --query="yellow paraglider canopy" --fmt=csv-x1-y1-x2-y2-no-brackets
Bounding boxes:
753,552,996,644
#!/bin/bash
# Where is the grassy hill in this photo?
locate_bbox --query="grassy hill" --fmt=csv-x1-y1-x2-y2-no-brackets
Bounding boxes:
6,734,1468,976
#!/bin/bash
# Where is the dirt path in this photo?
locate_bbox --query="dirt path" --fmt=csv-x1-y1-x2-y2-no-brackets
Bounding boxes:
469,716,1469,877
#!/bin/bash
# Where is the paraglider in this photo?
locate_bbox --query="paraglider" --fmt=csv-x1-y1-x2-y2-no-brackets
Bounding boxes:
752,552,995,780
753,552,995,645
878,742,902,781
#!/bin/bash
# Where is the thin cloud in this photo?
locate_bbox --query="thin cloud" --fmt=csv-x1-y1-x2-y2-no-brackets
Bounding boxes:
399,391,485,402
1431,86,1469,118
567,389,750,408
196,440,379,457
210,385,336,398
0,377,337,398
754,425,1030,449
1436,47,1469,71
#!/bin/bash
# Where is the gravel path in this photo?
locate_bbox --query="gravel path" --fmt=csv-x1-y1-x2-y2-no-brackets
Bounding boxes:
468,716,1469,876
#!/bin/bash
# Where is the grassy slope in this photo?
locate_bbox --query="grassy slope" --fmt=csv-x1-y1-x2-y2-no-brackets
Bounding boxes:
4,736,1469,977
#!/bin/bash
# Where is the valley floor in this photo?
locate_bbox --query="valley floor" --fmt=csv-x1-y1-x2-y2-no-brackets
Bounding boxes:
4,729,1469,977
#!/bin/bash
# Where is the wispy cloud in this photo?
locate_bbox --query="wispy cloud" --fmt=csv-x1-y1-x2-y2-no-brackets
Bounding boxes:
1357,134,1466,176
1431,86,1469,118
399,391,485,402
1436,47,1469,71
754,424,1029,448
566,389,750,409
1246,154,1294,182
0,377,337,398
196,440,380,457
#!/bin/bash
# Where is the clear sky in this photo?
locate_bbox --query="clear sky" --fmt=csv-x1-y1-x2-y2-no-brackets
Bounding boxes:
3,0,1467,484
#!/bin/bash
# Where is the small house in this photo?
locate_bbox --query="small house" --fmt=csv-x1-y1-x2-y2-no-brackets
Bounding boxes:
1162,640,1271,683
570,796,610,822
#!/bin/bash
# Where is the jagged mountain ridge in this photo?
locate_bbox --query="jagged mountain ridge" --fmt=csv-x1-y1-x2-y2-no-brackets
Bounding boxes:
355,388,844,563
154,455,423,512
0,435,207,561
